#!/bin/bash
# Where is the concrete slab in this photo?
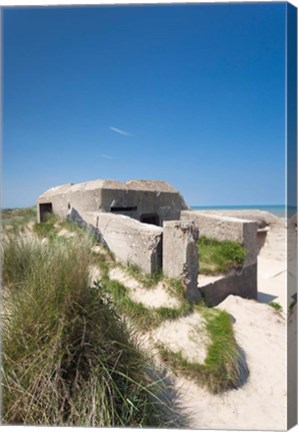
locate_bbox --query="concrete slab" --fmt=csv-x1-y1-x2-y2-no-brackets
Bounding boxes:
163,220,200,301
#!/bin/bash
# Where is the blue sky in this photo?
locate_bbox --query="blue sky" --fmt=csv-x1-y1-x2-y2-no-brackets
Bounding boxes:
2,3,286,208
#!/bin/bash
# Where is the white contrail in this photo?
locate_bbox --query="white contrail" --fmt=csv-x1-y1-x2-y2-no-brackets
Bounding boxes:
109,126,131,136
100,154,113,160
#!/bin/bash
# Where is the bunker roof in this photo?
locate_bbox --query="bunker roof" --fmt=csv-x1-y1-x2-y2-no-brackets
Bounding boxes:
39,179,180,199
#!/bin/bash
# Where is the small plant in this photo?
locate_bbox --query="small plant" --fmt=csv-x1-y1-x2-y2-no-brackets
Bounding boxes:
269,301,283,312
157,307,241,394
198,236,247,275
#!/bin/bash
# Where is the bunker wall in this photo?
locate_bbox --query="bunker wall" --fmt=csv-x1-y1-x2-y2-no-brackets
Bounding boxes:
181,210,258,267
38,188,186,226
201,263,257,306
69,209,163,274
100,189,185,225
38,189,104,222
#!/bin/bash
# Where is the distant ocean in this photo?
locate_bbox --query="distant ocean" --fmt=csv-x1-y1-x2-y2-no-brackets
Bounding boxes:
190,205,290,218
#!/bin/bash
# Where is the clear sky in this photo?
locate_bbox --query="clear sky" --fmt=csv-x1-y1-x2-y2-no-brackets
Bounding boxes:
2,2,286,208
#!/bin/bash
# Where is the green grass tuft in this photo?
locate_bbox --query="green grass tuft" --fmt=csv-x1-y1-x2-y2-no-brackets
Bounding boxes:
157,308,241,394
198,236,247,275
268,301,283,312
125,263,163,288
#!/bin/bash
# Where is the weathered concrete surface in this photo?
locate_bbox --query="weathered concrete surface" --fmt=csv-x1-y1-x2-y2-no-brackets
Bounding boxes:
182,211,258,304
192,209,283,229
38,179,188,226
68,208,163,274
163,220,200,301
181,210,258,267
199,263,257,306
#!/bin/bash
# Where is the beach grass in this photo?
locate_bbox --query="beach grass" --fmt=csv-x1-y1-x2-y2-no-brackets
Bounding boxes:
2,207,244,422
2,232,170,426
98,270,192,331
1,206,37,233
33,214,59,238
198,236,246,275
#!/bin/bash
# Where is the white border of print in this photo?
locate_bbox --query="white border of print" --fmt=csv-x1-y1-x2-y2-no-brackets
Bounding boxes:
0,2,297,432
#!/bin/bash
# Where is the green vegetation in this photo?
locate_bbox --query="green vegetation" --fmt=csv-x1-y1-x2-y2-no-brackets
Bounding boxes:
198,236,247,275
2,206,243,425
2,233,170,426
33,214,59,238
98,269,192,331
125,263,163,288
269,301,283,312
1,206,36,233
157,308,240,394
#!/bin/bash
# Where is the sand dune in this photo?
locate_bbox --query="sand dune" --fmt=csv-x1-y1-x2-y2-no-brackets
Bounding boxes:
173,295,287,430
87,209,294,429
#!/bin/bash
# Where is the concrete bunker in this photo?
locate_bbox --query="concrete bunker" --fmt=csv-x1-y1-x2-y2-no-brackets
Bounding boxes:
37,179,188,226
37,179,258,304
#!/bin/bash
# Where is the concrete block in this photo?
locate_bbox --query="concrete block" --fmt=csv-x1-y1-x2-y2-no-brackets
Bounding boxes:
200,263,258,307
163,220,200,301
181,211,258,267
68,208,163,274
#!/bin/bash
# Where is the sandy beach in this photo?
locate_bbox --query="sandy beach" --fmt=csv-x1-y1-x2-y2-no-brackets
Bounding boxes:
170,210,293,430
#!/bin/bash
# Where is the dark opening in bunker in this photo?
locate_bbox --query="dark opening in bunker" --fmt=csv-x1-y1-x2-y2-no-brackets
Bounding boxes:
39,203,53,222
110,206,137,213
140,213,160,226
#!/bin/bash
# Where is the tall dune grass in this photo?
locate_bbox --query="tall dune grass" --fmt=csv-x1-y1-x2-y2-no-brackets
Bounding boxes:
2,234,167,426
